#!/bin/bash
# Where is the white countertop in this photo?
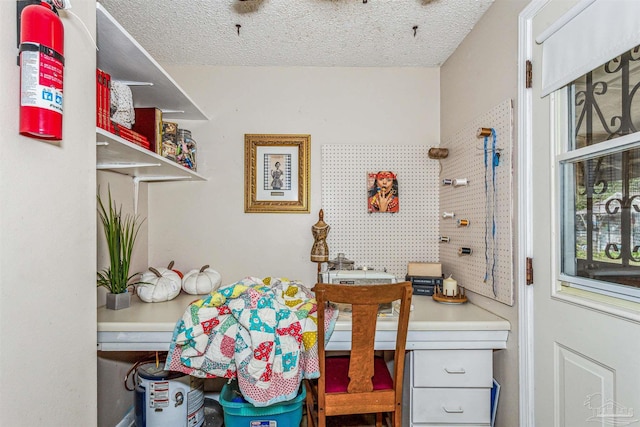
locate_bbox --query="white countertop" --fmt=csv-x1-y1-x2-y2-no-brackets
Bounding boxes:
97,291,510,351
98,292,202,332
333,295,510,331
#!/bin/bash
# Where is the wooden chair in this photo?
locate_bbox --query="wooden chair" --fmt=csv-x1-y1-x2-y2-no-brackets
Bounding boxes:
308,281,413,427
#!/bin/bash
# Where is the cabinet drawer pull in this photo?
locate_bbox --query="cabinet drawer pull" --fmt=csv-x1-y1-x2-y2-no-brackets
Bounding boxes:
442,406,464,414
444,368,466,374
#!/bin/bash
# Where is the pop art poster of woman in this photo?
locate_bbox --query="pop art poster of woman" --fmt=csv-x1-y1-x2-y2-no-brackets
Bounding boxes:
367,171,399,213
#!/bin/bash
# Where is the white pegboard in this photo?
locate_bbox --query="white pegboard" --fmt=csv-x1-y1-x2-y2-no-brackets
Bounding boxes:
321,145,439,280
439,99,514,305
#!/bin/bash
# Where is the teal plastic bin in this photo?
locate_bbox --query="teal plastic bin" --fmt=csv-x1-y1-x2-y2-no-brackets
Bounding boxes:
219,380,306,427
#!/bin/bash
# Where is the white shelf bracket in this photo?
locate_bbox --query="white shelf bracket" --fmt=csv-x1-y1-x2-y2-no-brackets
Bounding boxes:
135,176,193,183
115,81,154,87
133,177,141,216
132,176,192,215
97,162,162,170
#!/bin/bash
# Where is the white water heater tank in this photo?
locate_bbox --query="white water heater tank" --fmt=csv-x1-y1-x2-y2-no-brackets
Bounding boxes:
135,362,204,427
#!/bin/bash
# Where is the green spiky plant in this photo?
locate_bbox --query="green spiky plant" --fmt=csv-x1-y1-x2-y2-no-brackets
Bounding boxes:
97,188,145,294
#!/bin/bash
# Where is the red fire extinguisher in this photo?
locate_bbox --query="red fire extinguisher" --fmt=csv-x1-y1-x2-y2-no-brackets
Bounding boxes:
19,1,64,141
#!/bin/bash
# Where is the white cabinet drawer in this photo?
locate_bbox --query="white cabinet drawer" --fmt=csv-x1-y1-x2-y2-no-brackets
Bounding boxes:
412,387,491,424
412,350,492,388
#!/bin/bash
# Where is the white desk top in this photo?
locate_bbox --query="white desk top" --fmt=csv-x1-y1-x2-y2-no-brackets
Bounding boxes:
97,292,510,351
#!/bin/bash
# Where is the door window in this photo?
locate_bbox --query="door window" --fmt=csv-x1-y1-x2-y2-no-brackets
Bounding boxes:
560,45,640,301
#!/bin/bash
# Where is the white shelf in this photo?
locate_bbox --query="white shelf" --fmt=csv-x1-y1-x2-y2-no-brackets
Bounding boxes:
96,3,207,121
96,128,205,181
96,3,208,182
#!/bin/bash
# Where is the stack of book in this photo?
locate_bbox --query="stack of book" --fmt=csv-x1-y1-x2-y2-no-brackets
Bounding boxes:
110,123,150,150
96,69,111,131
405,275,443,296
405,262,443,296
96,69,150,150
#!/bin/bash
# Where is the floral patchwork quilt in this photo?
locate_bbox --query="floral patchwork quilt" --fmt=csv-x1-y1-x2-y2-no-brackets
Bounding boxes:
165,276,337,406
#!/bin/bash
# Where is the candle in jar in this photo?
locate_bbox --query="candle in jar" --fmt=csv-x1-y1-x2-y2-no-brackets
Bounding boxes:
442,275,458,296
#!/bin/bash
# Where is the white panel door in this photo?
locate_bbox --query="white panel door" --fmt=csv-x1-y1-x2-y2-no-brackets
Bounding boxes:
531,2,640,426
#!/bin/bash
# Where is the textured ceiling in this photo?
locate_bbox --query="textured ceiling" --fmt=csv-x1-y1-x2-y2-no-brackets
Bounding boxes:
96,0,494,67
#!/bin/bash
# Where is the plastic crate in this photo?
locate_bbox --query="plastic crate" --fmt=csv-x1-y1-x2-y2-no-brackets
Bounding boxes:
219,380,306,427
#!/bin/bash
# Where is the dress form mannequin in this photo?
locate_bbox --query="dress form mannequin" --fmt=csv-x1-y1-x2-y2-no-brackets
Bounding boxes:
311,209,330,279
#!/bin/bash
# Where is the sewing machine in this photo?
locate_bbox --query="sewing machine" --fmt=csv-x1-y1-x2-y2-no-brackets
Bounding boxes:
320,269,397,285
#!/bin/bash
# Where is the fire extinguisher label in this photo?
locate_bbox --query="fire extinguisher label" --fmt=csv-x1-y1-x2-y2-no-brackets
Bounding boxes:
20,47,64,114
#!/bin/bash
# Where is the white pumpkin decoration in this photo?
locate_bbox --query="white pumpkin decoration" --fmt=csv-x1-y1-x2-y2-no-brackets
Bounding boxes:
137,267,182,303
182,264,222,295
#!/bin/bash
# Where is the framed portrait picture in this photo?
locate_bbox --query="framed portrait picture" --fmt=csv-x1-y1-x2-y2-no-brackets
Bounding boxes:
244,134,310,213
367,170,399,213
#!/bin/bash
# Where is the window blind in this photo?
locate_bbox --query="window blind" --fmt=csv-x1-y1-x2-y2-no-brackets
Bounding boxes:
537,0,640,97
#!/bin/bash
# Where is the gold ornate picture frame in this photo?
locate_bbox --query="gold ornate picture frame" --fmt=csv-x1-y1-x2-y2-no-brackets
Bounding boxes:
244,134,310,213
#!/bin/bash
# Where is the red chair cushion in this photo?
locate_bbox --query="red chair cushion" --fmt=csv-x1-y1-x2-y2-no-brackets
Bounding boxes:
325,356,394,393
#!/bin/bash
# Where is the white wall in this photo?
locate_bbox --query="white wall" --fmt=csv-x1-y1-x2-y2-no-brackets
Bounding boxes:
96,171,149,307
95,5,525,426
96,172,149,426
96,66,440,426
148,66,440,288
0,0,97,424
440,1,529,426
